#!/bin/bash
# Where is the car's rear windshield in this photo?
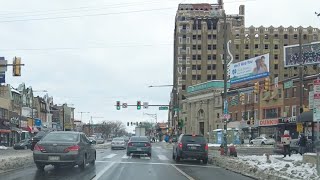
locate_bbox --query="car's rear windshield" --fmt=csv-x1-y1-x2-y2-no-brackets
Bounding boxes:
113,138,124,141
182,135,206,143
42,133,79,142
130,136,148,142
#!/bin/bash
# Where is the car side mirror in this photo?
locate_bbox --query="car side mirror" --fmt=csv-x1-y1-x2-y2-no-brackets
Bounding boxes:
90,140,96,145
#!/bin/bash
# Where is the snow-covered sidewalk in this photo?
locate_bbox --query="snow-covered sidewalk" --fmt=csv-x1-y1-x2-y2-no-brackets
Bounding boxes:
0,149,33,173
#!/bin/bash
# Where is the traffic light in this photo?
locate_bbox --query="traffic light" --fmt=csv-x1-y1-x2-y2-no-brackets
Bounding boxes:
264,77,270,91
131,122,133,126
13,57,21,76
250,117,254,126
127,122,129,126
247,120,250,125
116,101,121,110
254,82,259,94
137,101,141,110
239,93,245,102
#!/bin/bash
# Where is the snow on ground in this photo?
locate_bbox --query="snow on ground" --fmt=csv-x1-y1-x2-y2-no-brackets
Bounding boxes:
94,142,111,149
238,154,318,180
0,149,33,173
0,146,8,150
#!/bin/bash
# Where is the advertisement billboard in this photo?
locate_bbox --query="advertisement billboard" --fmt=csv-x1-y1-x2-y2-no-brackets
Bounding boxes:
230,54,270,84
284,41,320,67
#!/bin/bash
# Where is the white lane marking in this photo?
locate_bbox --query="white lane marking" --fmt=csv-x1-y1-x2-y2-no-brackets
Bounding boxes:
122,155,129,159
156,147,161,149
171,164,195,180
103,153,117,159
95,161,220,168
158,155,169,161
92,162,115,180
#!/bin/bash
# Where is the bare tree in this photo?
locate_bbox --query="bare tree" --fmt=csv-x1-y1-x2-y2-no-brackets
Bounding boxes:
98,121,127,138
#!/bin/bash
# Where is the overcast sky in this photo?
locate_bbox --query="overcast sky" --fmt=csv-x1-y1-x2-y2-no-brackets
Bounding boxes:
0,0,319,132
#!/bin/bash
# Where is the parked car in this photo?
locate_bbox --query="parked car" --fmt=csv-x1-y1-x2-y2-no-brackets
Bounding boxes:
273,139,313,154
33,131,96,170
96,137,105,144
172,134,208,164
111,138,126,150
249,136,275,145
30,131,51,150
88,137,97,144
127,136,151,157
14,139,31,150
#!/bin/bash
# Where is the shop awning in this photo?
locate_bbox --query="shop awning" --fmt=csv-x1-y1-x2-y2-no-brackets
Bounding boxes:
0,129,11,133
297,111,313,123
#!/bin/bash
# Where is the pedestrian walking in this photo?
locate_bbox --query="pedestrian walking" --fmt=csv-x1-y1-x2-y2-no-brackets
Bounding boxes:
281,130,291,158
298,133,307,155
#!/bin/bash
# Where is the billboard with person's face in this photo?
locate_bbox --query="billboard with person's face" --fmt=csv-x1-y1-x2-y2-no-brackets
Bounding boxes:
230,54,270,84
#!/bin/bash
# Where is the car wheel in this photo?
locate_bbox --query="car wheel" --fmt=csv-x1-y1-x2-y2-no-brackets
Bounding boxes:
290,149,298,154
79,155,86,170
250,141,253,144
261,142,265,145
36,163,45,171
90,152,96,165
203,158,208,164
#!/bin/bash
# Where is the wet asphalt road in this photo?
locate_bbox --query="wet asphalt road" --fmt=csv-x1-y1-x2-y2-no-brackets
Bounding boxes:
0,142,253,180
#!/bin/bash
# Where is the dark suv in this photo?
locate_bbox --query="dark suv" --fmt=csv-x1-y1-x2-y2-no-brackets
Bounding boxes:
172,134,208,164
30,131,51,150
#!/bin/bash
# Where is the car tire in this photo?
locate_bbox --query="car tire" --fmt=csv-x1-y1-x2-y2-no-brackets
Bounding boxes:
36,163,45,171
261,142,265,145
250,141,253,144
79,155,86,170
203,158,208,164
90,152,96,165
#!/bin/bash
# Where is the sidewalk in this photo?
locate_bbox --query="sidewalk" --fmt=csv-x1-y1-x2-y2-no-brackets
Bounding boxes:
0,148,33,174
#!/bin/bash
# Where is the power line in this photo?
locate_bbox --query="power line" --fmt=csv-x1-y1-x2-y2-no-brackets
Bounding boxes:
0,7,176,23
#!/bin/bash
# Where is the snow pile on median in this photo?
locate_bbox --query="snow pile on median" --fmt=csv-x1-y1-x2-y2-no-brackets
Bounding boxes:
237,154,318,180
0,146,8,150
0,151,33,172
94,142,111,149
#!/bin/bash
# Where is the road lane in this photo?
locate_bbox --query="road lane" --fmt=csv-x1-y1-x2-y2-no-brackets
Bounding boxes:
0,142,254,180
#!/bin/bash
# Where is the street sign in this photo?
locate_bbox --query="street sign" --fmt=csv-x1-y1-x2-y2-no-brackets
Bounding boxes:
143,102,149,109
296,123,303,133
223,114,230,119
284,41,320,67
313,79,320,122
274,77,279,88
122,103,127,108
284,80,293,89
174,107,180,112
223,100,228,115
159,106,169,110
0,73,5,83
310,91,314,110
0,58,7,72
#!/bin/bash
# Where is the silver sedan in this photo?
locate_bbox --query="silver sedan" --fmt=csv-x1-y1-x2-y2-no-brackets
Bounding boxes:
111,138,126,150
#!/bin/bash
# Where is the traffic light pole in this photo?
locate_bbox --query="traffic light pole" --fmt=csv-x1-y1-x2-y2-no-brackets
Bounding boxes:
222,10,228,155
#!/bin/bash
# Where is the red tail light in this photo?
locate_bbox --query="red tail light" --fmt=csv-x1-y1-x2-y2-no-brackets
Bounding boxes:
205,143,208,151
128,142,133,147
178,143,183,149
34,144,46,152
145,143,151,147
64,145,80,153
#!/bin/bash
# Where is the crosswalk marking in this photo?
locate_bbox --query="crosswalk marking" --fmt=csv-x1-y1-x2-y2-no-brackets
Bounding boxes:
157,155,169,161
103,153,117,159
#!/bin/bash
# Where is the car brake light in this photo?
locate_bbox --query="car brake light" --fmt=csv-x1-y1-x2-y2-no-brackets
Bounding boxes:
178,143,183,149
34,144,46,152
145,143,151,147
205,143,208,151
128,142,133,147
64,145,80,153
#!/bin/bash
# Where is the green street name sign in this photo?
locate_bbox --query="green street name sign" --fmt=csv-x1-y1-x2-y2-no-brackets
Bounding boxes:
159,106,169,110
284,80,293,89
187,80,230,93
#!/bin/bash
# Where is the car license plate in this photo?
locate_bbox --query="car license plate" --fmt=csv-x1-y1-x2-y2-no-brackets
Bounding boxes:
136,148,142,151
48,156,60,161
189,146,197,150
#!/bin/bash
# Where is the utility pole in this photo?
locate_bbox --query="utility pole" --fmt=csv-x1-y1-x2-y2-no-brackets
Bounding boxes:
299,28,304,116
62,104,65,131
222,9,229,155
78,112,90,122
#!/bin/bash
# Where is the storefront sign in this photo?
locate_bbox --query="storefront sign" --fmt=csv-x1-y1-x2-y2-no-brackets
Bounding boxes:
279,117,297,124
296,123,303,133
20,120,27,128
259,119,279,126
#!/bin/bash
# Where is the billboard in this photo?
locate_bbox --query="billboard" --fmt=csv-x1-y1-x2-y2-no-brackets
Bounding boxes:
230,54,270,84
284,41,320,67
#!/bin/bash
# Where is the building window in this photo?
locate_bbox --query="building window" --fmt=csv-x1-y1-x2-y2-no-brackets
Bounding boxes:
274,34,279,38
263,108,281,119
274,44,279,49
284,106,290,117
284,74,288,78
182,25,186,29
207,65,211,70
192,55,196,60
208,55,212,60
212,55,216,60
255,54,259,57
197,55,201,60
192,45,196,50
197,45,201,50
294,34,298,39
235,54,239,60
212,34,216,39
208,35,212,39
264,44,269,49
292,87,297,97
274,64,278,70
197,65,201,70
255,44,259,49
292,105,297,116
217,113,220,118
182,65,186,70
212,45,216,50
264,34,269,39
207,75,211,80
278,89,282,98
182,75,186,80
242,112,246,120
236,44,239,49
197,75,201,80
192,75,196,80
182,85,186,90
284,34,288,39
274,54,278,59
284,44,288,46
192,65,196,70
254,109,258,120
245,44,249,49
212,75,216,80
192,35,196,40
208,45,212,50
284,89,289,98
245,54,249,59
197,35,201,40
